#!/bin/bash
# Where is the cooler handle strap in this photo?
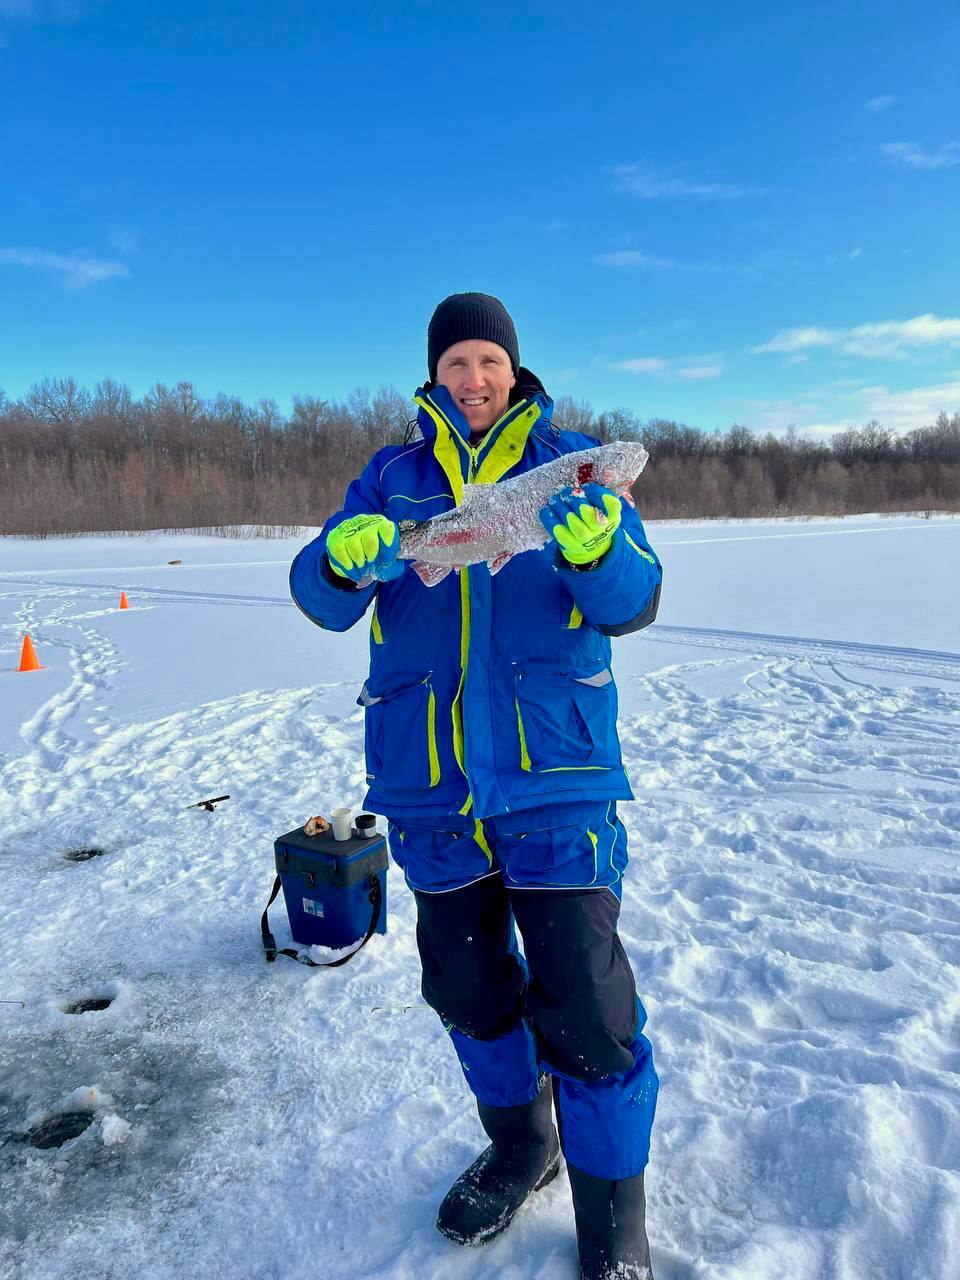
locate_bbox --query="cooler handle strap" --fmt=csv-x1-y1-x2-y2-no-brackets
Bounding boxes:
261,873,383,969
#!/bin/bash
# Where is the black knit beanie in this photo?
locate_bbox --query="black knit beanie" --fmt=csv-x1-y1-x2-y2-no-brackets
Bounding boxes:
427,292,520,381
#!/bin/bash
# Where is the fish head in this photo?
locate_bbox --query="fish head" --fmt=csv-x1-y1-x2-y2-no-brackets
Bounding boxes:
571,442,648,495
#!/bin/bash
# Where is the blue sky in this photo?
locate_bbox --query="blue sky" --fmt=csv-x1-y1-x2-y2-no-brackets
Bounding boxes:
1,1,959,436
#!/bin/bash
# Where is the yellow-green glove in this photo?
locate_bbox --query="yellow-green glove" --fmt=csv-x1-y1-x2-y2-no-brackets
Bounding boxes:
539,483,622,567
326,513,403,582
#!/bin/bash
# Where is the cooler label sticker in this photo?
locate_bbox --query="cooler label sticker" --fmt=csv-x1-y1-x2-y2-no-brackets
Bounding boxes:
303,898,324,917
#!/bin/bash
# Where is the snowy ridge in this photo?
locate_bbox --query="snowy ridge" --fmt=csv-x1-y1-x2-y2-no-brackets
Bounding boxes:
0,518,958,1279
646,624,960,683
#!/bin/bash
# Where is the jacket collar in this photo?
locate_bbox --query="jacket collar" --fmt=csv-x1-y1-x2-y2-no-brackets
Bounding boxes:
413,366,553,442
412,368,554,501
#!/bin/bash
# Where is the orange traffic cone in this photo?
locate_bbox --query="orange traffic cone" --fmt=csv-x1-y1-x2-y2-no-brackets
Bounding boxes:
17,633,43,672
118,591,130,610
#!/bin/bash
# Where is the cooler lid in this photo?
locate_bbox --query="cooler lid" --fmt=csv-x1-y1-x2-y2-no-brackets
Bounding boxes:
274,825,387,884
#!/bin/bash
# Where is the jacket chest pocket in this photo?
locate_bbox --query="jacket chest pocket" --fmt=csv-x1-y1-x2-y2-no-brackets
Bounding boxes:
359,674,441,790
513,664,621,773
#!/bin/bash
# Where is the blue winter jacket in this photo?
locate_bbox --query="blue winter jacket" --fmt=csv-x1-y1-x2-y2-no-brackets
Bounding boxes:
290,370,662,823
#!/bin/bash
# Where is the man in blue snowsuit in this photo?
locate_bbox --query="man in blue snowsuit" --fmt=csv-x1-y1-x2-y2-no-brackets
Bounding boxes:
290,294,662,1279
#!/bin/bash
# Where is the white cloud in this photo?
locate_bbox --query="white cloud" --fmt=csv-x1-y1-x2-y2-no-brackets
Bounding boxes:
753,313,960,359
610,354,725,381
824,246,863,264
736,397,827,435
736,379,960,435
0,246,129,289
611,163,761,201
866,95,895,112
882,141,960,170
753,326,838,354
843,316,960,357
611,357,668,374
597,250,677,269
596,248,737,274
853,379,960,430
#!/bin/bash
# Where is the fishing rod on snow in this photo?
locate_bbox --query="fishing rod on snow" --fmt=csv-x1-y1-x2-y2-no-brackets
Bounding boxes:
186,794,230,812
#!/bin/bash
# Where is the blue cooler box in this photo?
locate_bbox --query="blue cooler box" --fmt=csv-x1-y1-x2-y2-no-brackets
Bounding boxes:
274,824,388,950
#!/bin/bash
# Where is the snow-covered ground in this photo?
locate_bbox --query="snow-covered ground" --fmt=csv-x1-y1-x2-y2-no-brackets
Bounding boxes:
1,514,958,1280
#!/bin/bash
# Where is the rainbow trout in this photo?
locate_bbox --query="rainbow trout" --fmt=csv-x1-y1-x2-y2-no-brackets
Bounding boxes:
395,441,649,587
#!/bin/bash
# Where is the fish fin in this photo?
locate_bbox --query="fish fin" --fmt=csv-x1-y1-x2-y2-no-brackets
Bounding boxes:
588,465,636,507
600,468,637,506
413,560,453,587
487,551,513,576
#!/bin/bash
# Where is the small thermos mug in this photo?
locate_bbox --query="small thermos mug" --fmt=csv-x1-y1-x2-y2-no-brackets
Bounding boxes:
355,813,377,838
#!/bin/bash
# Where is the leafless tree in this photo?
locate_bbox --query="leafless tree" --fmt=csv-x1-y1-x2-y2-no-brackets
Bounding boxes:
1,379,958,535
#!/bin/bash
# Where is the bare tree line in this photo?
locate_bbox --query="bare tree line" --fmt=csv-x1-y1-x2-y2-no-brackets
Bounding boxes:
0,377,958,536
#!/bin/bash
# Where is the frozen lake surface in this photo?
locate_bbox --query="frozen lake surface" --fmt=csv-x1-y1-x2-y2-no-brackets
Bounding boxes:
1,514,958,1279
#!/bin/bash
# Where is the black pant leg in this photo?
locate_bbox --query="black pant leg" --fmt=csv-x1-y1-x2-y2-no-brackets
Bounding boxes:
509,888,639,1081
414,874,527,1040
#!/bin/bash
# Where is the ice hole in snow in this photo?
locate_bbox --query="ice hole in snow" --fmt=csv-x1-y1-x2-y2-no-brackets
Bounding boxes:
64,848,106,862
20,1111,93,1149
63,996,113,1014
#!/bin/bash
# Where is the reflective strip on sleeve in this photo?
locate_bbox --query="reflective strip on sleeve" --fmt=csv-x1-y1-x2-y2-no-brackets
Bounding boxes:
625,531,656,564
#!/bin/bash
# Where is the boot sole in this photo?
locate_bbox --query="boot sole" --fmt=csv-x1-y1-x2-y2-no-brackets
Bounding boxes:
437,1153,563,1247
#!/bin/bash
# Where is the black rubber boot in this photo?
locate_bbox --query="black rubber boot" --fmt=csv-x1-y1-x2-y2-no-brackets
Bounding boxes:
568,1163,654,1279
437,1079,561,1246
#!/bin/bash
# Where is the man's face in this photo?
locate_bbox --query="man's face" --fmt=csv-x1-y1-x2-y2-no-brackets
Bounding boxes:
435,339,517,435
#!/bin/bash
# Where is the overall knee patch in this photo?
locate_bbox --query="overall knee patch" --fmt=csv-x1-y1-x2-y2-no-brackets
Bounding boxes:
510,888,638,1081
414,876,527,1040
